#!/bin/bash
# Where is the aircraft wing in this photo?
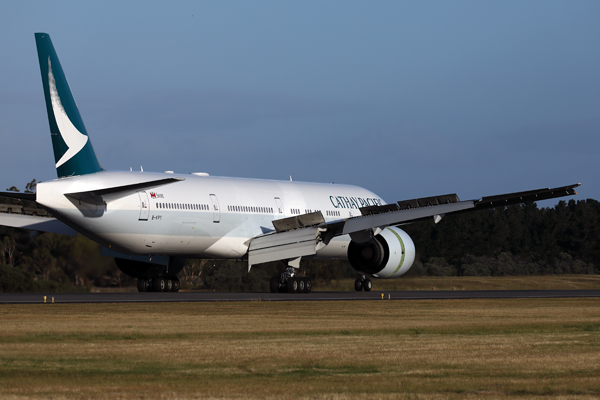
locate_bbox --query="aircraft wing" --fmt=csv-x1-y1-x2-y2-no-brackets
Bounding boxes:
247,183,580,269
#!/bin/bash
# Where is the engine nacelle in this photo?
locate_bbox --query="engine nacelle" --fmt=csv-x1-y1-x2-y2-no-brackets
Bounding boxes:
347,227,415,278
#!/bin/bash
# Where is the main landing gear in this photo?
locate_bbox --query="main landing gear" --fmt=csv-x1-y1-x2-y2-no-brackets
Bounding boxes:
137,276,181,292
355,275,372,292
270,267,312,294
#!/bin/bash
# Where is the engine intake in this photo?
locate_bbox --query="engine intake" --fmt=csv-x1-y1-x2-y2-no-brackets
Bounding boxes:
348,227,415,278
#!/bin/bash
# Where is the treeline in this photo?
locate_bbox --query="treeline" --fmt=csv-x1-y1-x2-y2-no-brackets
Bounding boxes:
402,199,600,277
0,227,125,292
1,190,599,292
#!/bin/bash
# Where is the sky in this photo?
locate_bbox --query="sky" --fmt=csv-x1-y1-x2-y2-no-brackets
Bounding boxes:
1,1,598,208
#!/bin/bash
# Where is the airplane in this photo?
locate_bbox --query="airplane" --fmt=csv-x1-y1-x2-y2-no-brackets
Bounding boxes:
0,33,580,294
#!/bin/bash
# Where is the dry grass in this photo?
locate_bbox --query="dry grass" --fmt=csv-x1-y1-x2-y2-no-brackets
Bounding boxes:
322,274,600,292
1,299,599,399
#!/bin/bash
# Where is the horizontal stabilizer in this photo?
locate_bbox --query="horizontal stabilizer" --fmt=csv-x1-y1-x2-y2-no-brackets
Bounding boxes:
0,192,36,201
64,177,184,203
0,213,76,236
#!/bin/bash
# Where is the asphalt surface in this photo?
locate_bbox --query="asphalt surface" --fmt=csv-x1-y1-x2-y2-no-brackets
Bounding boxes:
1,290,600,304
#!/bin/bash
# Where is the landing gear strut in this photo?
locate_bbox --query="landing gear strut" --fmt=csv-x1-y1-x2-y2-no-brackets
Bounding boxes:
270,266,312,294
355,275,372,292
137,276,181,292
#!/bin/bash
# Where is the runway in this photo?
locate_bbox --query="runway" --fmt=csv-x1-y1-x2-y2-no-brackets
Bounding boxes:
1,289,600,304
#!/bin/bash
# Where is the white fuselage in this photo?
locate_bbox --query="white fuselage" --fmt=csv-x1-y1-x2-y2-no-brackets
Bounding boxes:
35,171,385,260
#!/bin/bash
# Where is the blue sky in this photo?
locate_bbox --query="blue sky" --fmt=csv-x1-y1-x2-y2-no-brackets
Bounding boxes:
1,1,598,207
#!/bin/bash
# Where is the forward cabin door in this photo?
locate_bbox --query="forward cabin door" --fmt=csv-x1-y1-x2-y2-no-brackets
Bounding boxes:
210,194,220,223
138,191,149,221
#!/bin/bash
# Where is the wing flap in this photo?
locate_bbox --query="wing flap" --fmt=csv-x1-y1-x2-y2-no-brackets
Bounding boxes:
248,226,322,268
474,183,580,210
353,183,581,231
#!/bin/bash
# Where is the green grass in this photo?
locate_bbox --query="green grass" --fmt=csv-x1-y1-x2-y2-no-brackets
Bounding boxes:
1,299,600,399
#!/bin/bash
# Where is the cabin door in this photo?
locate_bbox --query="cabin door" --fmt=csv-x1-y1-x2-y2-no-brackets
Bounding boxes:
138,191,149,221
210,194,220,223
274,197,284,218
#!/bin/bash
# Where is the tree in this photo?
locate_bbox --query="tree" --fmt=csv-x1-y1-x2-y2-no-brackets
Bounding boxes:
24,179,37,194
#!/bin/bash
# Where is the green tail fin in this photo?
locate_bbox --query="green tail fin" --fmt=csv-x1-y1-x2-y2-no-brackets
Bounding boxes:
35,33,103,178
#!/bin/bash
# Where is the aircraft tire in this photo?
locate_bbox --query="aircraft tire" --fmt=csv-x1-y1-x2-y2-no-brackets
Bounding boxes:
287,277,298,293
270,276,279,293
354,278,363,292
172,277,180,292
166,278,174,292
303,278,312,293
363,278,372,292
137,278,148,292
153,277,166,292
298,278,305,293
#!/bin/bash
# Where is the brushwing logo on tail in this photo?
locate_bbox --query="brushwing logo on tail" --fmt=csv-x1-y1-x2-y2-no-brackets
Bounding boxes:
48,57,88,168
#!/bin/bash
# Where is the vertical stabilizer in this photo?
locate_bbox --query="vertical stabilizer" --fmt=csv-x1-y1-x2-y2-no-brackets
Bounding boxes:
35,33,103,178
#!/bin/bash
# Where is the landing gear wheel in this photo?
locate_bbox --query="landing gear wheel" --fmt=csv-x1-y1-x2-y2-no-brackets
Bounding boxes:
172,277,180,292
287,277,298,293
298,278,306,293
303,278,312,293
137,278,150,292
270,276,279,293
279,273,288,293
166,278,174,292
153,276,166,292
363,278,372,292
355,278,363,292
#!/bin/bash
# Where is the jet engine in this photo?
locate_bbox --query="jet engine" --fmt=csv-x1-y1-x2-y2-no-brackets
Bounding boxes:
347,226,415,278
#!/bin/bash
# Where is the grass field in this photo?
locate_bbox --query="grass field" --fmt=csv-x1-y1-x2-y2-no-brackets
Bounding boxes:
1,298,599,399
